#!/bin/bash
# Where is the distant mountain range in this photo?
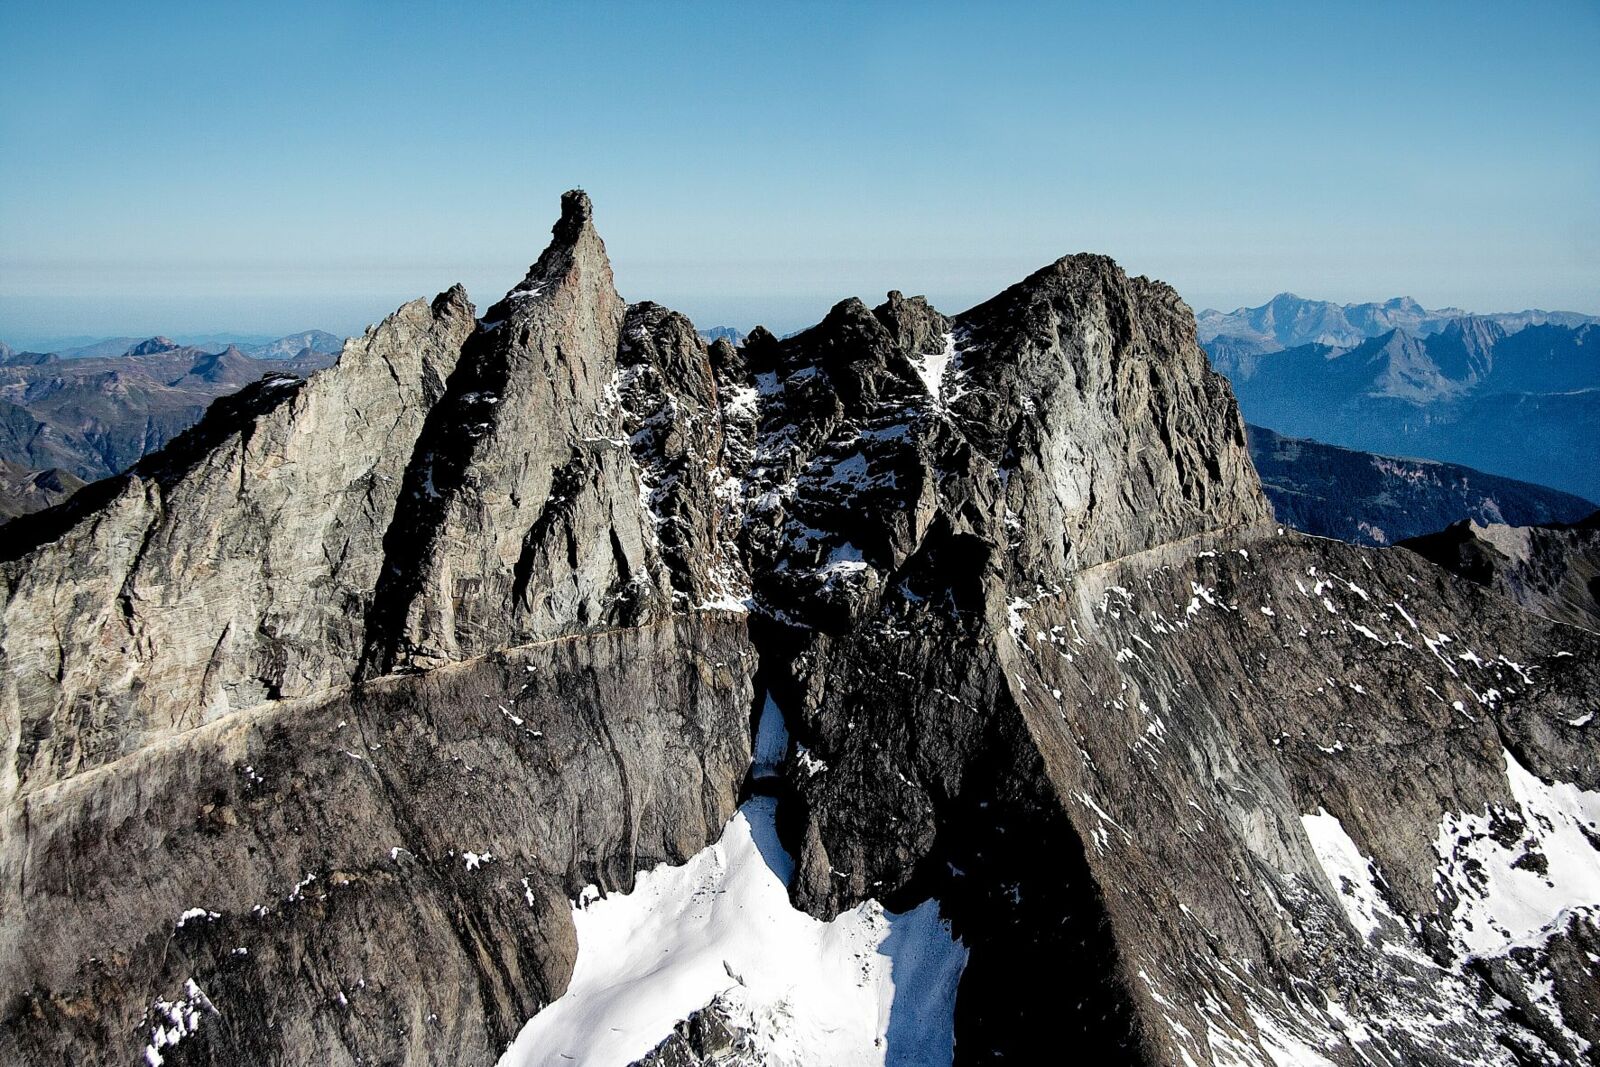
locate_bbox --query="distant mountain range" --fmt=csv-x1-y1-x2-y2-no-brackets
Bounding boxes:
1246,424,1594,546
696,325,747,346
8,192,1599,1067
0,329,344,365
239,330,344,360
0,338,340,503
1198,292,1599,359
1199,294,1600,502
0,459,84,522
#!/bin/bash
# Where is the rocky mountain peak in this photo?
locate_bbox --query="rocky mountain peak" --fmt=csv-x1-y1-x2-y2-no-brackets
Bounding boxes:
5,193,1597,1067
559,185,594,226
177,344,258,385
359,191,655,673
742,324,779,350
1436,312,1506,348
949,251,1268,579
871,289,948,365
434,280,472,316
486,187,614,322
971,251,1171,328
125,335,181,355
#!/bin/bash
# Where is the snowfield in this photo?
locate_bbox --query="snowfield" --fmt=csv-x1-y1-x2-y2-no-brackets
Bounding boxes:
1304,750,1600,962
497,699,968,1067
1435,748,1600,959
911,332,958,404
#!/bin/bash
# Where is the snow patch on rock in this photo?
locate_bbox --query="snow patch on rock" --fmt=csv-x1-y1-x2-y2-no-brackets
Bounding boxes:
911,332,957,403
496,796,966,1067
751,694,789,780
1434,748,1600,959
1302,809,1388,941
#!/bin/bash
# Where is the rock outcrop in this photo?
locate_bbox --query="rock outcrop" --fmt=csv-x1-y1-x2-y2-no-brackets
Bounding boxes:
1,192,1596,1067
0,618,754,1066
1401,511,1600,631
0,288,473,798
361,191,668,674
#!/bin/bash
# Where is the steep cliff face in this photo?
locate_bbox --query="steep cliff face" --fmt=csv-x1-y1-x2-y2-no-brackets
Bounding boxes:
361,191,669,675
731,261,1266,635
0,193,759,1067
954,256,1269,577
0,619,754,1067
612,302,747,609
731,254,1599,1063
769,525,1600,1064
1,193,1595,1067
0,290,473,798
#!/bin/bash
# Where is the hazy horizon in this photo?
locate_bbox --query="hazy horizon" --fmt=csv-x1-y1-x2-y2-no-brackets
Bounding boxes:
4,2,1597,345
6,262,1600,355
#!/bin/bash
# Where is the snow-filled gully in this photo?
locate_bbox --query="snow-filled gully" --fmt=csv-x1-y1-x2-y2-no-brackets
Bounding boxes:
497,695,969,1067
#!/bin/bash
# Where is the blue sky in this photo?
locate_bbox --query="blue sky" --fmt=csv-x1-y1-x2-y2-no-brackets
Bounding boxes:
2,1,1597,345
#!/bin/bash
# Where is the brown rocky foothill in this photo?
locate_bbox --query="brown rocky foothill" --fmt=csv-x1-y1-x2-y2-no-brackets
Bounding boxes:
1,192,1596,1065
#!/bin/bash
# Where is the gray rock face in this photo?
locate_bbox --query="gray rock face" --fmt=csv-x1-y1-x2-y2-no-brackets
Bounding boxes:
955,257,1269,576
631,996,762,1066
0,617,754,1067
614,302,748,609
361,190,668,674
730,264,1266,634
1,192,1596,1066
1401,511,1600,631
769,525,1600,1064
0,288,472,798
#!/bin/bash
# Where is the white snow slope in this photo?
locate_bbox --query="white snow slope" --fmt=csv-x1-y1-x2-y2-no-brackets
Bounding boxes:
911,333,957,404
1435,748,1600,959
498,701,968,1067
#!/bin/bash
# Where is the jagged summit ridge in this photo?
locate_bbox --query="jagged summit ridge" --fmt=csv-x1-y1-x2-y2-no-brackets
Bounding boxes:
0,283,475,795
359,188,656,674
3,192,1594,1067
0,192,1271,794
